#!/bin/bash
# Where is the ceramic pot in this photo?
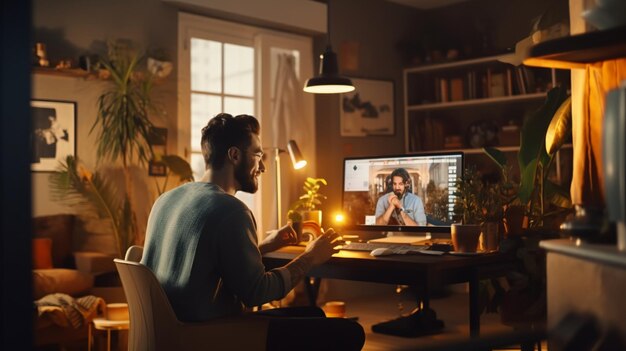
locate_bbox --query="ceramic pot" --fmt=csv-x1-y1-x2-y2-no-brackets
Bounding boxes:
301,210,322,227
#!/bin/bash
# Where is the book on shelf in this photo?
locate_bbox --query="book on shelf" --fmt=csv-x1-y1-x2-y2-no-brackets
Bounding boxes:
439,78,449,103
506,68,513,96
450,77,464,101
490,71,506,97
515,66,527,94
521,66,536,93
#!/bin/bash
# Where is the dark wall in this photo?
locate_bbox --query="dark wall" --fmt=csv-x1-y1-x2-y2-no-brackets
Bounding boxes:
32,0,178,146
427,0,568,57
30,0,569,233
313,0,568,226
314,0,425,223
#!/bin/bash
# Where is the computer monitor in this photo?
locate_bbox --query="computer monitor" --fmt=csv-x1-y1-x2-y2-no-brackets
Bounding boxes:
342,151,464,233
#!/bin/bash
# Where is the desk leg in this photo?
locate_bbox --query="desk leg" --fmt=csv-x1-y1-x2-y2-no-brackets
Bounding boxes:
304,277,321,306
469,271,480,337
88,323,92,351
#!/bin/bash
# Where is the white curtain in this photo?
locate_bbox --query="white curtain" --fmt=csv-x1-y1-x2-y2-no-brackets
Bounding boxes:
270,53,309,226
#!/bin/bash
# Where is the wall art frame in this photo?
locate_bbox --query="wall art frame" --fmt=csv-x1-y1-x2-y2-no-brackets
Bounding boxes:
340,78,395,137
30,99,76,172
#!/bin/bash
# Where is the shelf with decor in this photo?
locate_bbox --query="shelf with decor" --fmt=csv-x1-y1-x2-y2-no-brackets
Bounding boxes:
32,66,95,78
524,24,626,69
403,53,571,184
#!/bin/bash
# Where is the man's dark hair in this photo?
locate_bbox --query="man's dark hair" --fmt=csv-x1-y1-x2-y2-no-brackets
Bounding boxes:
390,168,410,183
201,113,260,169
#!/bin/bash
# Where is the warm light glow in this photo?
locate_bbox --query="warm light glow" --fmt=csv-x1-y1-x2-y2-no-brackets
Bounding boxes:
523,57,586,70
303,84,355,94
294,160,307,169
334,213,345,223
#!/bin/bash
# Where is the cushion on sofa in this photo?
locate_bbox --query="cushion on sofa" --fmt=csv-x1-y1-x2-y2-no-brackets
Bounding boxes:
33,238,54,269
33,214,76,268
33,269,94,300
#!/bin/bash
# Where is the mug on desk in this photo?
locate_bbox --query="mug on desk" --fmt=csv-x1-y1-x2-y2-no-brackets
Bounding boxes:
451,224,481,253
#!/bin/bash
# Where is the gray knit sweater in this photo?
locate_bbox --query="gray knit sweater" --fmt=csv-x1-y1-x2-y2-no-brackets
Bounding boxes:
141,182,291,322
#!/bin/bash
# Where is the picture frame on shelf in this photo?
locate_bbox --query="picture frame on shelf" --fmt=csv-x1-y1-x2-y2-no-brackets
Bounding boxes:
340,78,395,137
30,99,76,172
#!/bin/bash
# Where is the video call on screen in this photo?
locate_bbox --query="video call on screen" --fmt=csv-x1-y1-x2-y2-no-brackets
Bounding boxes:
342,153,463,227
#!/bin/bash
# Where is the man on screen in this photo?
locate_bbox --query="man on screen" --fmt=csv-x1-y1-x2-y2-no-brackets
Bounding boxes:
375,168,427,226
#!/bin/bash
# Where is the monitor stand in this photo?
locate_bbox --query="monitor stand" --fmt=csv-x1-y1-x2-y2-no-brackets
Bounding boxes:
371,287,444,337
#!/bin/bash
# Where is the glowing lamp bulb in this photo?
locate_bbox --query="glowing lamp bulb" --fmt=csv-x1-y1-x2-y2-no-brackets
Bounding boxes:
334,213,345,224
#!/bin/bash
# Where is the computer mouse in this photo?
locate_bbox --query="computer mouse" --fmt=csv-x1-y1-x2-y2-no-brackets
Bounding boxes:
370,247,394,257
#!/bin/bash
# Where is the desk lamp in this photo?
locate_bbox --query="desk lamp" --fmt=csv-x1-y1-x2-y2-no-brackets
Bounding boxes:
270,140,306,227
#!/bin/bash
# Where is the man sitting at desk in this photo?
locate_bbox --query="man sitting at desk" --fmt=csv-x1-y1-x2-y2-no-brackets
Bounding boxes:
142,113,364,350
375,168,427,226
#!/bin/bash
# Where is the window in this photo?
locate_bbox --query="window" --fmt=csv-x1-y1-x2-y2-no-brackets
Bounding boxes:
189,38,255,180
178,13,315,236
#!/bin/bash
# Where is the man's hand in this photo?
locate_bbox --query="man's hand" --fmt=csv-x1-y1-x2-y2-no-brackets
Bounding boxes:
259,224,298,254
284,228,340,289
303,228,341,266
388,193,401,208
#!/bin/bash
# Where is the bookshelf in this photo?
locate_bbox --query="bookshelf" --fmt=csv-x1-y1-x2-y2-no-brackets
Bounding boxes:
403,53,571,182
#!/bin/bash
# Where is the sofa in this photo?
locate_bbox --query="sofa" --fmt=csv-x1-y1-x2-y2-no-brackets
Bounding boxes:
32,214,117,349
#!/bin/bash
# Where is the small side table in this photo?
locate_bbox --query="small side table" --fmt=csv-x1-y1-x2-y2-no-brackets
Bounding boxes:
88,318,129,351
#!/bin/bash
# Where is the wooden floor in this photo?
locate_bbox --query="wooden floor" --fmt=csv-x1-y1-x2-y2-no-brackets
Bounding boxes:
336,283,544,351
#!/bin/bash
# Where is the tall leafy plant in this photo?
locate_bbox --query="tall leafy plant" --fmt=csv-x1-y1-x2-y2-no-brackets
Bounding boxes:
89,40,161,253
50,156,133,258
487,86,573,229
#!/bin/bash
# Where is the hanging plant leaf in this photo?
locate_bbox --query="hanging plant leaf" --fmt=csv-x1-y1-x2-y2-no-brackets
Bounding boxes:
484,147,507,169
518,86,567,172
518,159,538,205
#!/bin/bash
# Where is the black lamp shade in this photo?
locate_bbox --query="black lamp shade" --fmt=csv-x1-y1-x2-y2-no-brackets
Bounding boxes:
303,46,355,94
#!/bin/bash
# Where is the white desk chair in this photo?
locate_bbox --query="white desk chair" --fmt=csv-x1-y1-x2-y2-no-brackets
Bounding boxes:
124,245,143,262
114,255,268,351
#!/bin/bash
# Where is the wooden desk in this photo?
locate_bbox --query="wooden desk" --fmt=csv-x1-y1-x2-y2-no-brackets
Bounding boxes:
263,246,516,336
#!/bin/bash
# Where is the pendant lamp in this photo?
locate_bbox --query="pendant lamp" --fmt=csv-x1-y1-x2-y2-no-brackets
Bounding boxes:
303,3,355,94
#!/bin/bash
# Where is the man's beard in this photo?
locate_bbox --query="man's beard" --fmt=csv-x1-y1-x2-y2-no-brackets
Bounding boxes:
235,158,258,193
393,190,404,200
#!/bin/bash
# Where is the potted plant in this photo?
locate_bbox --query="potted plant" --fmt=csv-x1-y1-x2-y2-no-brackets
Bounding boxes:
288,177,327,226
452,166,487,252
50,39,191,258
483,85,574,330
50,154,193,258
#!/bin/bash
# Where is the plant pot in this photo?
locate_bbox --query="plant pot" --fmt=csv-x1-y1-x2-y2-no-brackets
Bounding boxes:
503,205,527,237
301,210,322,227
480,221,500,252
451,224,481,253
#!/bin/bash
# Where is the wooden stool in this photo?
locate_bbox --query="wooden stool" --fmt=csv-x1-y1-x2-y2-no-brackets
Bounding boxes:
88,318,129,351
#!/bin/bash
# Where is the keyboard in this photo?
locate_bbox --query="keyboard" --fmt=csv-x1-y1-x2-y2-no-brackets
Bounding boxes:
340,242,428,254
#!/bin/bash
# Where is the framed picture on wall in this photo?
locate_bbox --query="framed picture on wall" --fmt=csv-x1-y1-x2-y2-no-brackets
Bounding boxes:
30,99,76,172
340,78,395,137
